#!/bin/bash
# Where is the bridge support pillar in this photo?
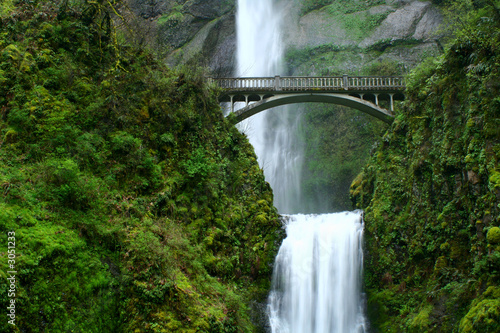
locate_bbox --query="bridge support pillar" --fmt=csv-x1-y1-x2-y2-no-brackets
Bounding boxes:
374,93,379,106
389,93,394,112
230,95,234,113
360,93,364,100
245,95,249,106
275,75,281,91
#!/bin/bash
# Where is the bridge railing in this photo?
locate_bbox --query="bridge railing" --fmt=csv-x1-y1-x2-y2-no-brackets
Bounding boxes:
347,76,405,89
280,77,345,90
213,77,276,90
208,75,405,92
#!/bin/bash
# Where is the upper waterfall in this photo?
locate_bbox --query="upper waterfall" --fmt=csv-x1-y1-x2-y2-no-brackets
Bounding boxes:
236,0,304,214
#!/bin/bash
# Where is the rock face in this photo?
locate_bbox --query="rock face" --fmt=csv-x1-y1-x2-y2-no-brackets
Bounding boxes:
126,0,443,77
166,14,236,76
129,0,172,19
281,1,444,78
126,0,235,75
185,0,233,19
360,1,442,47
288,9,357,48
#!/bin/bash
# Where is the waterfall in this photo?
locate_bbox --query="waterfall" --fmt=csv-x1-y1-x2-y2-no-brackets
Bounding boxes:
267,212,367,333
235,0,367,332
236,0,304,214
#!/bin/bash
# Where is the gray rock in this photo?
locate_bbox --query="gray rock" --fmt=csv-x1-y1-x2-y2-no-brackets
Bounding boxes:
203,14,236,76
285,4,396,50
184,0,234,20
369,5,396,15
127,0,172,19
157,13,208,49
413,5,442,40
290,10,354,48
360,1,442,47
166,13,236,76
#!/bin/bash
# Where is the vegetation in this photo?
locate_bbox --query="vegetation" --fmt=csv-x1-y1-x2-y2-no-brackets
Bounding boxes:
299,0,385,16
0,1,283,332
351,1,500,331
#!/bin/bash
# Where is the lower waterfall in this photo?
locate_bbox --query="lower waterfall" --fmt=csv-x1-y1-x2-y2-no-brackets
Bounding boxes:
267,212,367,333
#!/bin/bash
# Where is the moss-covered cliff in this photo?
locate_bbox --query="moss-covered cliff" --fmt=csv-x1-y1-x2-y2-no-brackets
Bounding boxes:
350,1,500,331
0,1,283,332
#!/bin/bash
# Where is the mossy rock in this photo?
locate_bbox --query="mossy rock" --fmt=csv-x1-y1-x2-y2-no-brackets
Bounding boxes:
459,287,500,333
408,305,433,333
486,227,500,245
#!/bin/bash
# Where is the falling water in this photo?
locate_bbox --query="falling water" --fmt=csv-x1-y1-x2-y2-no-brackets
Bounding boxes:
236,0,303,214
267,212,367,333
235,0,367,332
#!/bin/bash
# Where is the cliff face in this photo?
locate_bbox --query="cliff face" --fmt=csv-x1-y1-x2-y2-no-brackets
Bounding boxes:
285,0,442,74
126,0,442,76
126,0,236,76
350,3,500,330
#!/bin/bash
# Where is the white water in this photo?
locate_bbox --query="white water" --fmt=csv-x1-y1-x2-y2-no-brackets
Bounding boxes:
236,0,304,214
236,0,367,332
268,212,367,333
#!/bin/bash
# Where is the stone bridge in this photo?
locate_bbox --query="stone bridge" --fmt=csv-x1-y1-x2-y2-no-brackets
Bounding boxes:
209,75,406,124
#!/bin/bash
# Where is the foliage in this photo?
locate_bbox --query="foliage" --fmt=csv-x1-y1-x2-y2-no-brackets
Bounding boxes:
0,1,284,332
487,227,500,245
350,3,500,331
299,0,385,16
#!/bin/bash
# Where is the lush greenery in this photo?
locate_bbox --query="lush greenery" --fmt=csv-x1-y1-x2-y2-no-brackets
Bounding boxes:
351,1,500,331
299,0,385,16
0,1,284,332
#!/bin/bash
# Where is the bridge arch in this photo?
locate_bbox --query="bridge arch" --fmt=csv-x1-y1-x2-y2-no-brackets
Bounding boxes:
231,93,397,124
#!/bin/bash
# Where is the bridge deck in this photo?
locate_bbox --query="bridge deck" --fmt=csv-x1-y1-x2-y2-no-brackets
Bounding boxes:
209,75,405,94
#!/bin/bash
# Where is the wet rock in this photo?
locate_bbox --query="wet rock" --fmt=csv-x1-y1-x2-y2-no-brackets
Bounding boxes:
166,13,236,76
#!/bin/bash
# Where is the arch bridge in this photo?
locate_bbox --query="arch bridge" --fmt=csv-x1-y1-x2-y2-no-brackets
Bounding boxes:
209,75,406,124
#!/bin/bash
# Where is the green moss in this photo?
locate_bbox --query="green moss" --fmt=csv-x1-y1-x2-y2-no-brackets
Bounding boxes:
350,2,500,331
489,170,500,188
408,305,433,332
487,227,500,245
0,0,15,18
0,1,284,331
459,287,500,333
158,11,184,26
